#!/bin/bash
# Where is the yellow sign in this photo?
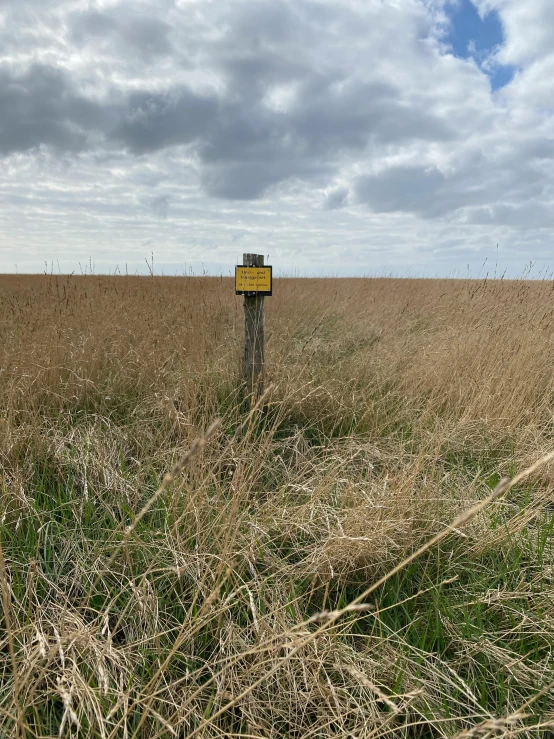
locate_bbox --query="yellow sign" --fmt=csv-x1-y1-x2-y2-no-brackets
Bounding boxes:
235,266,272,295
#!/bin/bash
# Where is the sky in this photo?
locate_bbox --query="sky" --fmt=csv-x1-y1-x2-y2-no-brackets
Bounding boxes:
0,0,554,277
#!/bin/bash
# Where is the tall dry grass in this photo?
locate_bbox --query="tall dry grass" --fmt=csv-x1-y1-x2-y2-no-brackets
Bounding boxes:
1,274,554,737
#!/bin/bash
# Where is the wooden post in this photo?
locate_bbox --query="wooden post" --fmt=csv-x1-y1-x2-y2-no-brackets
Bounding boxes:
243,253,265,402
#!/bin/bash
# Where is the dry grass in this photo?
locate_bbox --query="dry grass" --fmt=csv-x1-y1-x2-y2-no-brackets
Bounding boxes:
1,273,554,737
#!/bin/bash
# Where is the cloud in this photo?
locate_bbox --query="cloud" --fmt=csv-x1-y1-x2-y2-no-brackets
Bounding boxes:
150,195,170,218
324,187,349,210
354,145,549,221
355,166,447,215
70,8,174,58
1,0,554,275
0,64,107,155
474,0,554,66
463,202,554,228
0,1,468,191
110,89,219,154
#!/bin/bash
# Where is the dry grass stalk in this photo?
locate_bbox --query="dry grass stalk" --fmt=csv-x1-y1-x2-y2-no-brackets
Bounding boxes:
1,274,554,737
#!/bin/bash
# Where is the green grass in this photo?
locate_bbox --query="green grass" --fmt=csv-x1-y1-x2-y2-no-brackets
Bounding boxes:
5,401,554,736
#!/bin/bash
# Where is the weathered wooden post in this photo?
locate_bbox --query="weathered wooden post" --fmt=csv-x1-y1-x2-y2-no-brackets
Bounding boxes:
235,254,272,404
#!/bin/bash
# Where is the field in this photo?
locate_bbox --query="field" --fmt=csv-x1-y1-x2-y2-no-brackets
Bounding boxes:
2,273,554,738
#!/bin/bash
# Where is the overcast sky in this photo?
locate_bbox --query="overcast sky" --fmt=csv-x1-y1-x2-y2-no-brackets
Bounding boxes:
1,0,553,276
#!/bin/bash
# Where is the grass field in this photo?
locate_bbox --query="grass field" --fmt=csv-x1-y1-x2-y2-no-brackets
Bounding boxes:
2,273,554,738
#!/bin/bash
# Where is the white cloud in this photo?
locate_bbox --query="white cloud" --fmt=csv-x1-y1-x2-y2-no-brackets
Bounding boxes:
0,0,553,275
474,0,554,65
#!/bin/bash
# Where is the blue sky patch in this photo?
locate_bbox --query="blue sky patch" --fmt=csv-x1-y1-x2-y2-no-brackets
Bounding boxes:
445,0,515,90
